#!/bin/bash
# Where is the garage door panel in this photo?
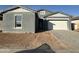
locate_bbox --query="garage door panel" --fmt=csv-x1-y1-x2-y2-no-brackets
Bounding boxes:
48,21,68,30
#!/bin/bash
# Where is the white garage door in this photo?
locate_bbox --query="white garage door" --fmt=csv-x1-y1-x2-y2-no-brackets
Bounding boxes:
48,21,68,30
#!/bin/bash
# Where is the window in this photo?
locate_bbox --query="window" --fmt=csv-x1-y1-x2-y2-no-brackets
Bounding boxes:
40,11,45,15
15,14,22,28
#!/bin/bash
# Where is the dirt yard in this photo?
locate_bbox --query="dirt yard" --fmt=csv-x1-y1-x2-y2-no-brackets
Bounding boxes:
0,31,72,52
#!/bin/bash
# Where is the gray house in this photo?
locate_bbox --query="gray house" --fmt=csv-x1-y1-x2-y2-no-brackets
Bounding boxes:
0,6,76,33
0,6,36,33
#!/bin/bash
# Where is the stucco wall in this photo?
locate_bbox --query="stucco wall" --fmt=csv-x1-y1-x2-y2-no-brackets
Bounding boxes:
3,12,35,33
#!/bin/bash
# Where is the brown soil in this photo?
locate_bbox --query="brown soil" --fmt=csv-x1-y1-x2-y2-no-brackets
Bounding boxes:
0,31,71,51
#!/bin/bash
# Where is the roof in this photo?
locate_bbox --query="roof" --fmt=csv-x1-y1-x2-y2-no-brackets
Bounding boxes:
0,5,35,14
72,16,79,20
44,12,73,18
36,9,53,13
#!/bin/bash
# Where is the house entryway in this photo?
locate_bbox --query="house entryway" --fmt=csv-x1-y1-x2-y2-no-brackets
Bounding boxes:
38,19,44,32
38,19,48,32
71,23,78,30
71,23,75,30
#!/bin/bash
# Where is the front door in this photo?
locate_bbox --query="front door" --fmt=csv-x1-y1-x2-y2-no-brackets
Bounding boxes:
71,23,75,30
38,19,43,31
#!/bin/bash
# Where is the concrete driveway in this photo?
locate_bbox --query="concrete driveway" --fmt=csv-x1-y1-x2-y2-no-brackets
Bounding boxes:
51,30,79,52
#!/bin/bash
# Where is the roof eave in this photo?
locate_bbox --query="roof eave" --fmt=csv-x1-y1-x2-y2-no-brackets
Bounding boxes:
44,12,73,18
0,5,35,14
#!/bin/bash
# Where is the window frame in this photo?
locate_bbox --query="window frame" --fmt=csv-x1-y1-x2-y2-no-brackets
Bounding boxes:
14,14,23,29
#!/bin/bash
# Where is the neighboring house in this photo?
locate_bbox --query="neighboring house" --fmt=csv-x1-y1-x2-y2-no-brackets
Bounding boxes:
0,6,78,33
44,12,72,30
71,16,79,30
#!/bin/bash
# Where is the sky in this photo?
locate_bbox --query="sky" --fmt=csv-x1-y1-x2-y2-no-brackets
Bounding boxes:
0,5,79,16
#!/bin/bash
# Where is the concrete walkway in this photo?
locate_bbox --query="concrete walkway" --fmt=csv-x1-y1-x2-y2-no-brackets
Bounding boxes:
51,30,79,52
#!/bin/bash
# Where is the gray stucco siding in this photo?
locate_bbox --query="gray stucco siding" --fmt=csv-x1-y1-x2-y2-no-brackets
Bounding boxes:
3,12,35,33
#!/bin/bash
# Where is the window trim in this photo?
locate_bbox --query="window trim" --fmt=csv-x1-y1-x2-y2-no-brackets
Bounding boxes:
14,14,23,29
